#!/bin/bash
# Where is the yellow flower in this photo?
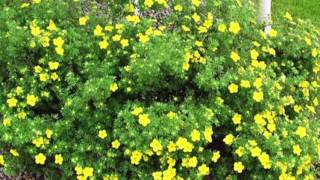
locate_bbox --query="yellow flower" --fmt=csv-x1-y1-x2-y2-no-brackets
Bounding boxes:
3,118,11,126
192,0,201,7
228,83,239,94
48,61,59,70
253,91,264,102
250,49,259,60
176,137,194,152
32,0,41,4
110,83,118,92
167,141,177,152
120,39,129,48
304,36,312,46
34,65,42,73
254,114,266,126
174,5,183,12
94,25,104,37
47,20,57,31
0,155,4,166
130,150,142,165
235,146,245,157
7,98,18,108
99,40,109,49
138,114,151,127
229,22,241,34
204,127,213,142
51,72,59,81
46,129,53,138
218,24,226,32
26,95,38,106
112,140,121,149
98,130,108,139
139,34,150,44
312,48,318,58
234,162,245,173
232,113,242,125
55,46,64,56
83,167,94,177
182,62,190,71
240,80,251,88
268,29,278,37
230,51,240,62
293,145,302,156
162,168,176,180
251,147,262,157
55,154,63,165
32,137,44,148
198,164,209,176
152,171,162,180
10,149,19,157
191,129,201,142
126,15,140,24
211,151,220,163
253,78,263,89
39,73,49,82
30,24,41,36
223,134,234,145
284,12,293,21
192,13,201,23
258,152,271,169
15,87,23,94
144,0,154,8
150,139,163,153
167,111,177,119
131,107,143,116
79,16,89,26
53,37,64,47
295,126,306,138
35,153,46,165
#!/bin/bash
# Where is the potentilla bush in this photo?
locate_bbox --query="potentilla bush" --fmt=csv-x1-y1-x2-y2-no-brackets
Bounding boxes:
0,0,319,179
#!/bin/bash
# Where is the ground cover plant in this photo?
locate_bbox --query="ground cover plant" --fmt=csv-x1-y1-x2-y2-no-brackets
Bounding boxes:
0,0,319,179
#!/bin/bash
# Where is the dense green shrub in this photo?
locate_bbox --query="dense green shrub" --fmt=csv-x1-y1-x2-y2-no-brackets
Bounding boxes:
0,0,319,179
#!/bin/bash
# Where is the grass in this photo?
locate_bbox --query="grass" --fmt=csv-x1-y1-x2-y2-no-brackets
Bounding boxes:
273,0,320,26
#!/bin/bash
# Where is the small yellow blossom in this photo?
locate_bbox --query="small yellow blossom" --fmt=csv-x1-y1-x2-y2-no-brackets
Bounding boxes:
234,162,245,173
212,151,220,163
191,129,201,142
10,149,19,157
0,155,4,166
253,91,264,102
204,127,213,143
232,113,242,125
99,40,109,49
131,107,143,116
98,130,108,139
131,150,142,165
94,25,104,37
35,153,46,165
48,61,59,70
174,5,183,12
3,118,11,126
55,154,63,165
79,16,89,26
138,114,151,127
240,80,251,88
229,22,241,34
218,24,226,32
26,95,38,106
112,140,121,149
110,83,118,92
46,129,53,139
295,126,306,138
192,0,201,7
251,147,262,157
198,164,209,176
228,83,239,94
230,51,240,62
47,20,57,31
7,98,18,108
223,134,234,145
293,145,302,156
83,167,94,178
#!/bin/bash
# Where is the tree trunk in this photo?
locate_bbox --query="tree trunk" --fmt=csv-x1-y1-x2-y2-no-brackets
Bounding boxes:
257,0,272,33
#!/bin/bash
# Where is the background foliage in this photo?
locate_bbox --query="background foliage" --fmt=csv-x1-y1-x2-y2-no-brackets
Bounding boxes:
0,0,319,179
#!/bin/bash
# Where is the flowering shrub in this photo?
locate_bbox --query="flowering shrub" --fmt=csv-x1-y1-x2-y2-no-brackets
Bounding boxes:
0,0,319,179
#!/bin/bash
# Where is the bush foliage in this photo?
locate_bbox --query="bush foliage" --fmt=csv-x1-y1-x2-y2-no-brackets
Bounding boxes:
0,0,319,179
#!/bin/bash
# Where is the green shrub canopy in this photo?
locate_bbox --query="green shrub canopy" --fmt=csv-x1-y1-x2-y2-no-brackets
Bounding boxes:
0,0,319,179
